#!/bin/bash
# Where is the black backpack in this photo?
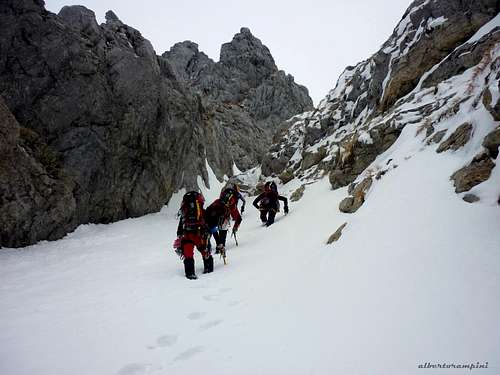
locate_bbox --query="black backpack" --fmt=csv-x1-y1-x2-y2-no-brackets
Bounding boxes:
220,188,236,207
269,181,278,193
180,191,205,231
264,181,278,193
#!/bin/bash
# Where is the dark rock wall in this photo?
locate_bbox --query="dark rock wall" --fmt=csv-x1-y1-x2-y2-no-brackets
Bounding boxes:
0,96,76,247
0,1,313,247
161,28,313,133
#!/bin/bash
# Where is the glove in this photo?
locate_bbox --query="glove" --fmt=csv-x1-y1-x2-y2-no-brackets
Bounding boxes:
241,204,245,213
232,227,238,235
173,237,183,258
284,205,289,214
173,237,182,249
205,242,213,255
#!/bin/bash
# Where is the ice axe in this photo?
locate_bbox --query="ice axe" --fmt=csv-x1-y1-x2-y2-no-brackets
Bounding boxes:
232,230,239,247
220,248,227,265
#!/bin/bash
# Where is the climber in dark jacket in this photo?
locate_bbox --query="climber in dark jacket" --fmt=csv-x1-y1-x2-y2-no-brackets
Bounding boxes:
206,184,246,253
205,198,231,254
252,181,288,226
219,184,245,234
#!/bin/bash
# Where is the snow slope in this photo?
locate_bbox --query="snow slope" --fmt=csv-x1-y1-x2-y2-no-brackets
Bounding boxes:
1,130,499,375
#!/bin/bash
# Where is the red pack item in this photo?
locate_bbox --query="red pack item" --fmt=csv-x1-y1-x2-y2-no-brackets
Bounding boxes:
181,232,209,259
173,237,181,249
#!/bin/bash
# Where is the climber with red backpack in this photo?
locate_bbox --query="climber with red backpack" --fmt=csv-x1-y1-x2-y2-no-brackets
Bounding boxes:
174,191,213,279
252,181,289,226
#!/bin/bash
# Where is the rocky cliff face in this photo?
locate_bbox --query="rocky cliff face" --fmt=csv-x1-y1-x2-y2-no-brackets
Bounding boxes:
0,0,312,247
262,0,499,209
0,97,76,247
161,28,312,134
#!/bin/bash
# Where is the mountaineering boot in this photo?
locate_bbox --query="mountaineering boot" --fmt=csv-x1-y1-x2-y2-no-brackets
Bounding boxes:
219,246,226,263
203,255,214,274
203,258,209,274
266,211,277,226
215,244,223,254
184,258,197,280
217,244,226,258
208,256,214,272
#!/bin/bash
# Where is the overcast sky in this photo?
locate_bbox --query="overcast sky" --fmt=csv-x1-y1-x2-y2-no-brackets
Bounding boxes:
45,0,412,105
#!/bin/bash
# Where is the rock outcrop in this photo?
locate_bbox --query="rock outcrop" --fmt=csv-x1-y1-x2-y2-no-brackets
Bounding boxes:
451,152,495,193
0,1,312,247
463,193,480,203
0,97,76,247
482,126,500,158
436,122,473,153
290,185,306,202
261,0,499,205
161,28,312,134
338,177,373,213
379,0,498,111
326,222,347,245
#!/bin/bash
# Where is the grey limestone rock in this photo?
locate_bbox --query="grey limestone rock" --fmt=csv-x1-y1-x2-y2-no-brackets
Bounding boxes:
380,0,499,111
463,193,480,203
482,126,500,158
451,152,495,193
329,125,401,190
436,122,473,153
338,176,373,213
482,85,500,121
0,2,312,247
422,28,500,89
0,96,76,248
338,197,357,213
427,130,447,145
161,27,313,132
219,27,278,94
290,185,306,202
58,5,101,40
262,0,498,187
105,10,121,23
327,222,347,244
161,41,212,83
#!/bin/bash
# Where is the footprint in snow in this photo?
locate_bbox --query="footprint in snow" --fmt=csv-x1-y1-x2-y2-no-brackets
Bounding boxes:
173,346,204,361
187,311,206,320
147,334,178,349
116,363,155,375
199,319,223,331
156,334,178,347
203,294,220,301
